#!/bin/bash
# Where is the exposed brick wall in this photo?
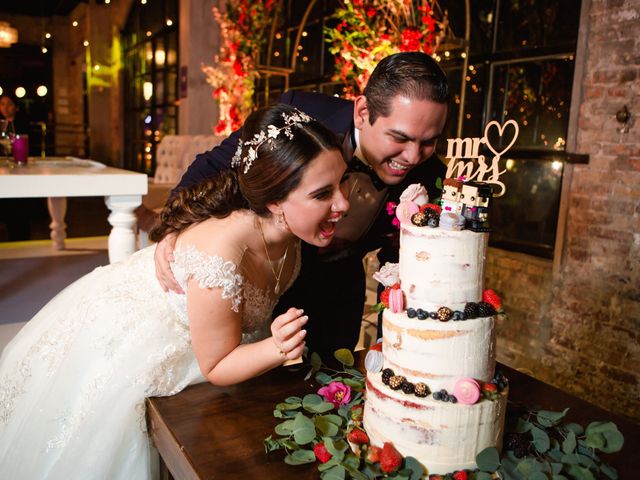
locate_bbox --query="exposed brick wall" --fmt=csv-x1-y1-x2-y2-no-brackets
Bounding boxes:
487,0,640,421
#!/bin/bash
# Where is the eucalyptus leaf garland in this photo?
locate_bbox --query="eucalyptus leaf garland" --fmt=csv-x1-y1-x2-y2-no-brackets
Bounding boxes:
265,351,625,479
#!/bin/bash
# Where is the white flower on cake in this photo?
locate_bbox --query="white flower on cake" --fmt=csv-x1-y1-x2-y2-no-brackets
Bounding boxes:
372,262,399,287
399,183,429,205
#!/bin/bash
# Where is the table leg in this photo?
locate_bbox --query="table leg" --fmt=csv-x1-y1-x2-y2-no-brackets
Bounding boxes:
105,194,142,264
47,197,67,250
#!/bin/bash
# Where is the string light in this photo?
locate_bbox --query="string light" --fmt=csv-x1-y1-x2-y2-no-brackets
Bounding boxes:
83,40,89,47
72,21,79,27
45,32,51,39
41,46,48,53
37,85,48,97
166,19,173,26
15,87,26,98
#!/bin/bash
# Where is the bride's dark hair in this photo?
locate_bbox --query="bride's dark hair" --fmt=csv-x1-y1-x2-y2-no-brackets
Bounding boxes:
149,104,342,241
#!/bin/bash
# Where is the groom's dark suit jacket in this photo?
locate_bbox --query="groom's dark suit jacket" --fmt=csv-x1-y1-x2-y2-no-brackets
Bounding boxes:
176,91,446,359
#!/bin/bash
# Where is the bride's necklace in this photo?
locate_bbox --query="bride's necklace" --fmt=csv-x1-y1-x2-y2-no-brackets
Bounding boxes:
258,220,289,295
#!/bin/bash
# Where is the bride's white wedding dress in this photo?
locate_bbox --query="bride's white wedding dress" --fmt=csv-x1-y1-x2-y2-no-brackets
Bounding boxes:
0,242,299,480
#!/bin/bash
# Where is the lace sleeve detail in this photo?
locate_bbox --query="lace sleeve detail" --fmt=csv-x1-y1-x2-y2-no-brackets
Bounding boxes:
172,245,244,312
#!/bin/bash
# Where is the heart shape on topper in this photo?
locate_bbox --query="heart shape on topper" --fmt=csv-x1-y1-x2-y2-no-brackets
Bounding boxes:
483,120,519,158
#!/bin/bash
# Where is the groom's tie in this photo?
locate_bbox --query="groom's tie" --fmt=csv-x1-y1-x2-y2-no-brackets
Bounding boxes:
346,158,387,191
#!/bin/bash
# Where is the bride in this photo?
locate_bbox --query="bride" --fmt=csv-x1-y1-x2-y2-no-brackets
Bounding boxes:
0,104,349,479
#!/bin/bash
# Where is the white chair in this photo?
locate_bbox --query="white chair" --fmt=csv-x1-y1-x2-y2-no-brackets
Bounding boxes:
138,134,222,247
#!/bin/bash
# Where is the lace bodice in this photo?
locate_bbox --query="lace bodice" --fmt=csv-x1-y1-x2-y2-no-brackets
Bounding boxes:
169,243,300,343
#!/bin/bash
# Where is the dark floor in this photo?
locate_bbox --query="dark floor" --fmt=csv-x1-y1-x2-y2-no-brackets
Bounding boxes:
0,197,111,242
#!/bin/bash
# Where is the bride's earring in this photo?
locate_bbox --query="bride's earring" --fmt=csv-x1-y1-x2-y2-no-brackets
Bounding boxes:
275,212,290,232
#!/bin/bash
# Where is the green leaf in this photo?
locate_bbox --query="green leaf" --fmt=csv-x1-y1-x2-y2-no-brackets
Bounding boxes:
576,453,597,469
285,396,303,404
561,453,580,465
584,432,605,449
551,476,568,480
274,419,295,436
320,464,346,480
303,394,335,413
310,351,322,369
322,437,346,462
537,408,569,427
435,177,443,189
263,436,282,453
516,458,537,475
334,349,355,367
345,368,365,378
316,371,333,385
402,457,424,480
343,377,364,389
550,463,563,474
284,449,316,465
292,413,316,445
515,417,534,433
276,401,301,411
281,439,300,450
562,430,577,454
585,421,617,435
273,408,297,419
600,463,618,479
548,447,563,462
564,423,584,436
600,429,624,453
501,460,526,480
316,415,340,437
564,464,596,480
318,458,341,471
473,472,494,480
528,472,548,480
531,426,551,452
476,447,501,472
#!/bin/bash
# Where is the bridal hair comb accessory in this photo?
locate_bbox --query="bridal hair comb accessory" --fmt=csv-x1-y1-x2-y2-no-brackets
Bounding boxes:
231,110,312,174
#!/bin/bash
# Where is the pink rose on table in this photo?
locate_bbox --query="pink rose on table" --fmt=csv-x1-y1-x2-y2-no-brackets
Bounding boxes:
318,381,351,408
399,183,429,205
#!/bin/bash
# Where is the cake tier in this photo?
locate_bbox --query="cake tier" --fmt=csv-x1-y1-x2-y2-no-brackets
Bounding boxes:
364,372,508,476
400,225,488,312
383,310,496,393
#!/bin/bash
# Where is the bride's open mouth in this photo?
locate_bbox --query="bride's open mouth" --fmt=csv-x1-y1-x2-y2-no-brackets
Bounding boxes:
319,213,342,239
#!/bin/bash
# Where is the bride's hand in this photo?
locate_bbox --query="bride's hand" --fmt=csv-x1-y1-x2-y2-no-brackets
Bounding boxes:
271,308,308,361
154,232,183,294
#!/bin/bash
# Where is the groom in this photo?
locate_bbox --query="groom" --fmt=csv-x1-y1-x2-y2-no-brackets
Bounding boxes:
155,52,450,359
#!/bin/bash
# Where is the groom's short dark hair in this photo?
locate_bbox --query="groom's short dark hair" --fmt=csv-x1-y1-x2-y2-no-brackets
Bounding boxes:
364,51,450,124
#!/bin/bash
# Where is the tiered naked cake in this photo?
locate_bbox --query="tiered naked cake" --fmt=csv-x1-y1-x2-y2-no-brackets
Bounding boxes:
363,182,508,476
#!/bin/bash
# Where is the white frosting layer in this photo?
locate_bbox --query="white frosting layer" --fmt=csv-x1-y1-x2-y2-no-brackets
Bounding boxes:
364,373,507,476
400,225,488,311
382,310,496,393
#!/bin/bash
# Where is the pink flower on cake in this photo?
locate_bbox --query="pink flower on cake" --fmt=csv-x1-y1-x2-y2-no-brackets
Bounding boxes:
400,183,429,205
395,201,420,225
318,381,351,408
373,262,399,287
453,377,481,405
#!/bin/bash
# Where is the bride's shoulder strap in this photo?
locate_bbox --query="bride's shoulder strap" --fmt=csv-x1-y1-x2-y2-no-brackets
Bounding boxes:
173,244,244,312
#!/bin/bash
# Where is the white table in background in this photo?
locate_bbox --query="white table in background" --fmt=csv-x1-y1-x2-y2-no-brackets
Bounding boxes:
0,157,148,263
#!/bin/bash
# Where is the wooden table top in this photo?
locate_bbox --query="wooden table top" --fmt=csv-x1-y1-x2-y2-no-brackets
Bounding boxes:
147,354,639,479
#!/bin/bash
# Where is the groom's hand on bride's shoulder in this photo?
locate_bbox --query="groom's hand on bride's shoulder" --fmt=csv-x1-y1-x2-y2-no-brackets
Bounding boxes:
154,232,184,294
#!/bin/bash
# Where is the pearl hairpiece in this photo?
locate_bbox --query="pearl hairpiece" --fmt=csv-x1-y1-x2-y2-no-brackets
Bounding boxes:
231,110,312,174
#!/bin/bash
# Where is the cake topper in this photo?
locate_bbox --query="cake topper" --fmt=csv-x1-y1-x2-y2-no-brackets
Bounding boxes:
444,120,520,197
